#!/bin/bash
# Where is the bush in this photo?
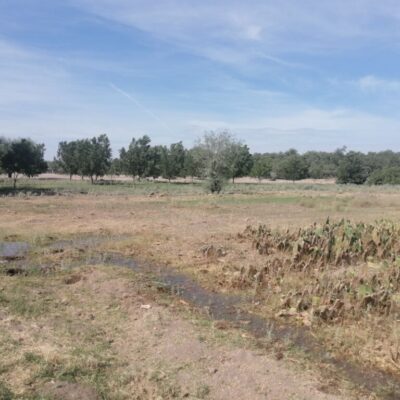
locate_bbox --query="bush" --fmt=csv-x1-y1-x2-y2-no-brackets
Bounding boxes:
367,167,400,185
206,174,224,193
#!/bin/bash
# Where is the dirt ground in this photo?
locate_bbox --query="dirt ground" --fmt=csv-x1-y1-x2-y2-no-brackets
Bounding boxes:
2,185,400,399
0,264,352,400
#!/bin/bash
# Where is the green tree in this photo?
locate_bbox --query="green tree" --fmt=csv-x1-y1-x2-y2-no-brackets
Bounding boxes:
185,147,206,179
250,154,273,181
160,141,186,181
120,135,151,180
1,138,47,188
225,143,253,183
193,131,250,191
108,158,123,182
0,137,9,174
87,134,112,183
275,150,309,182
56,141,79,180
337,151,369,184
303,151,339,179
146,145,163,179
75,139,91,180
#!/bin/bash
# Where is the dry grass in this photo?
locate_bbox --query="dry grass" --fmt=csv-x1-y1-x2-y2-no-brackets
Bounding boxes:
2,179,400,397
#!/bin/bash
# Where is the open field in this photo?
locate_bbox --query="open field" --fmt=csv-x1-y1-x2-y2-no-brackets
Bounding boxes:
2,177,400,399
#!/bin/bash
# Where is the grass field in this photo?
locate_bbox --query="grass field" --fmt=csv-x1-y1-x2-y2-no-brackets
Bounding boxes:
2,176,400,399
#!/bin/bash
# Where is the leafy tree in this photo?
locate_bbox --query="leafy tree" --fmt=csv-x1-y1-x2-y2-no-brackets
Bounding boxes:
225,143,253,183
160,141,186,181
185,146,206,179
86,134,112,183
75,139,92,180
108,158,123,182
275,150,309,182
193,131,249,191
146,145,163,179
303,151,339,179
56,141,79,179
250,154,273,181
337,151,369,184
120,135,151,180
0,137,9,174
1,138,47,188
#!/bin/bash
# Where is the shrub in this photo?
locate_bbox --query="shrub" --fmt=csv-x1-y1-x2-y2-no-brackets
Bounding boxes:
367,167,400,185
206,173,224,193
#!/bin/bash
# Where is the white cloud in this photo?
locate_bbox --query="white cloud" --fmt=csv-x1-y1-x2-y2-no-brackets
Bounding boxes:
356,75,400,92
71,0,400,61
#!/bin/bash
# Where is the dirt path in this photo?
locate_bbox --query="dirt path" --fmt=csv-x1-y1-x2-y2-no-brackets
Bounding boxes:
74,268,351,400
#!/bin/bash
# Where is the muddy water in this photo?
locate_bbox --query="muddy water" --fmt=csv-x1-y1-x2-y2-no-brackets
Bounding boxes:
0,242,30,260
100,253,400,400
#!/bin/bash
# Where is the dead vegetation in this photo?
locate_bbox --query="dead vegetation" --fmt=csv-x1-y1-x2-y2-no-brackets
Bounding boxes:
236,219,400,374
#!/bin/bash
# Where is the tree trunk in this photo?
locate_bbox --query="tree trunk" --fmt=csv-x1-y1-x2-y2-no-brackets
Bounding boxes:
90,176,94,184
69,174,72,181
232,177,235,184
13,177,17,189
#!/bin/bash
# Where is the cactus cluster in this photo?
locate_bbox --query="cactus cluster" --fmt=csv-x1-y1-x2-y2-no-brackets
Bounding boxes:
241,219,400,323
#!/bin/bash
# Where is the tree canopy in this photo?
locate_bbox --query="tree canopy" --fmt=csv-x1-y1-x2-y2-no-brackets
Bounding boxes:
337,152,369,184
1,138,47,188
55,134,112,183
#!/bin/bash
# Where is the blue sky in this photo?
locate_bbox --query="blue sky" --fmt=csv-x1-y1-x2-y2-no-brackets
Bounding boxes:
2,0,400,158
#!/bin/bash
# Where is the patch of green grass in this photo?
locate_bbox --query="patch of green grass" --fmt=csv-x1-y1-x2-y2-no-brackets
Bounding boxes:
24,352,45,365
0,382,14,400
35,350,114,398
0,279,50,318
1,176,394,197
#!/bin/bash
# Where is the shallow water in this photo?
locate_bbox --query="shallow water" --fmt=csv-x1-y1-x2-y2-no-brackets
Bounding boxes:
0,242,30,260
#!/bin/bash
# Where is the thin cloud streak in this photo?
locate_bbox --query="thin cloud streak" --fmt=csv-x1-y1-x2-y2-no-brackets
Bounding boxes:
109,83,174,133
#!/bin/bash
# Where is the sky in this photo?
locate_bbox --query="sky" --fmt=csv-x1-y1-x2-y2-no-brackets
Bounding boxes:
2,1,400,158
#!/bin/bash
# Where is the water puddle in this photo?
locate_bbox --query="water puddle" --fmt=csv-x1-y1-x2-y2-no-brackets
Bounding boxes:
0,242,30,260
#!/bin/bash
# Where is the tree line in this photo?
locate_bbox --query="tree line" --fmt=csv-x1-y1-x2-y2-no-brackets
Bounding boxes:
2,132,400,190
